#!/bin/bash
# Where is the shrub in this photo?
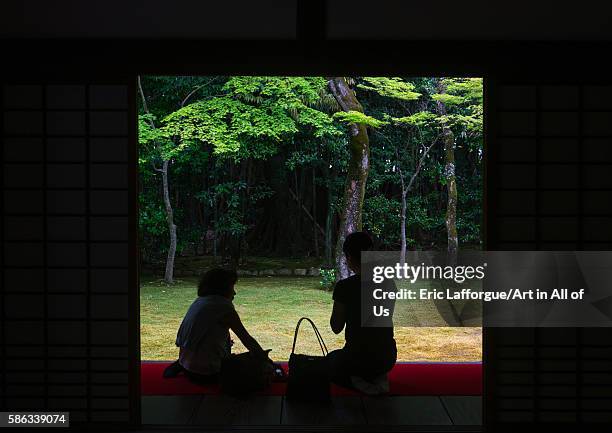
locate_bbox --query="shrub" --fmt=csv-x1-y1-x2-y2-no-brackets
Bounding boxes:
319,268,336,291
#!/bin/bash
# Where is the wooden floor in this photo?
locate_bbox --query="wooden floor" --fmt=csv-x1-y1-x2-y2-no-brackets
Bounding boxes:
142,395,481,427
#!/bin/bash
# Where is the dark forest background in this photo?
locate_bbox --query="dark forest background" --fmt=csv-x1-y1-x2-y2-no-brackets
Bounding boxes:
138,76,483,283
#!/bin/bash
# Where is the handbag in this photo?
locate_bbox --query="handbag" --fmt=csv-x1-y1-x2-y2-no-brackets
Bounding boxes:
220,350,274,396
286,317,330,401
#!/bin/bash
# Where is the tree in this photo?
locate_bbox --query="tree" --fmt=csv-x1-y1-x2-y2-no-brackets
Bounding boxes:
138,77,178,284
161,76,342,262
136,75,484,283
432,78,483,263
356,77,429,265
434,80,458,263
139,76,231,282
328,77,385,279
393,113,437,264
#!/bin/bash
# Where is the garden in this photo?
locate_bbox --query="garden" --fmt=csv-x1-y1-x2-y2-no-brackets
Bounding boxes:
138,76,483,361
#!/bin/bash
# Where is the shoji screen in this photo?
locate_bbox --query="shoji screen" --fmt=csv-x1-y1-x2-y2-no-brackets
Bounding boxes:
1,82,138,427
485,81,612,429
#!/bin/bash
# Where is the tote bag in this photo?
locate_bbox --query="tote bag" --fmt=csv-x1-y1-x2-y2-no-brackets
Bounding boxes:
286,317,330,401
220,350,274,396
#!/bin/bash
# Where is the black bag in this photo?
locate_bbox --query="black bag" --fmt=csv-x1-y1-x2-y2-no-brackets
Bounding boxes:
220,350,274,397
286,317,330,401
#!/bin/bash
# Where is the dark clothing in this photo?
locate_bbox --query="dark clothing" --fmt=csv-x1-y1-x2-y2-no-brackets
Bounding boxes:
329,274,397,386
332,274,395,351
328,342,397,387
162,359,220,385
185,370,220,385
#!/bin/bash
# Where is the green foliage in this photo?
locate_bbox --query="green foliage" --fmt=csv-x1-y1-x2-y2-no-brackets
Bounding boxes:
138,114,162,144
319,268,336,290
431,93,465,106
139,196,167,237
162,77,340,159
393,111,437,127
456,173,483,244
363,195,401,246
406,195,443,233
434,79,484,161
285,151,319,170
162,98,296,158
197,180,273,238
432,78,484,132
138,75,484,262
445,78,483,103
224,76,328,107
358,77,421,101
459,104,484,135
333,110,388,128
357,75,483,250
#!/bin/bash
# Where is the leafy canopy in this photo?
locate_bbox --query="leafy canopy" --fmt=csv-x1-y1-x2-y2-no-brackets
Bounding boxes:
432,78,484,135
159,76,342,160
333,110,389,128
358,77,421,101
393,111,437,127
432,78,483,106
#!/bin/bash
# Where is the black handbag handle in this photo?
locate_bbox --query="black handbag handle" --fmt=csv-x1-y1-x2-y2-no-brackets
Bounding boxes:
291,317,328,356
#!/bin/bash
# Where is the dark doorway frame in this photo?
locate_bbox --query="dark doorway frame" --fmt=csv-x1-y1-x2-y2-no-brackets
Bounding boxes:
132,67,489,430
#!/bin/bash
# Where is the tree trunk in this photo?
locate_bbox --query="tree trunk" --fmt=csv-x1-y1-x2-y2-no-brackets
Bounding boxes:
444,136,458,261
435,80,458,264
397,140,436,265
325,202,333,265
321,163,335,266
162,159,177,284
312,167,319,257
137,76,178,284
213,203,218,258
328,77,370,279
400,188,407,266
294,169,301,243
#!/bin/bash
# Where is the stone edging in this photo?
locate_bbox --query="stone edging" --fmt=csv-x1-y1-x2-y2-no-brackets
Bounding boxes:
160,268,322,278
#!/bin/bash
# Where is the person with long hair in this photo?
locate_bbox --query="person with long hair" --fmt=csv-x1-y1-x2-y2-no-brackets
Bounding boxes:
164,268,267,384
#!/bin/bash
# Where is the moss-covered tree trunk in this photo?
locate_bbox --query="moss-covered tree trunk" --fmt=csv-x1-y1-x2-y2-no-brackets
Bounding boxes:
435,80,458,263
400,182,408,266
322,162,335,266
312,167,319,257
328,77,370,279
161,159,177,284
443,132,458,260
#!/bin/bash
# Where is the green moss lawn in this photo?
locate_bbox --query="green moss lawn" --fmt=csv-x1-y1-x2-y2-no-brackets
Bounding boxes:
140,276,481,362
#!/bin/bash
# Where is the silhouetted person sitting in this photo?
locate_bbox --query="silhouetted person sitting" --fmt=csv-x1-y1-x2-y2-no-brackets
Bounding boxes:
163,268,266,384
327,232,397,394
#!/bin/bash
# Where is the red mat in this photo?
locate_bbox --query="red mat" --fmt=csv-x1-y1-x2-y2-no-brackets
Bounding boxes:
141,362,482,396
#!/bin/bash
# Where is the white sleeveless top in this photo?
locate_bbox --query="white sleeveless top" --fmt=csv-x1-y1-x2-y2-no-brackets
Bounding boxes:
175,295,234,375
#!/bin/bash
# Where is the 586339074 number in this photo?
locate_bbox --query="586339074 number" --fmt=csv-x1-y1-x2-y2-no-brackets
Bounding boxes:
1,412,69,427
